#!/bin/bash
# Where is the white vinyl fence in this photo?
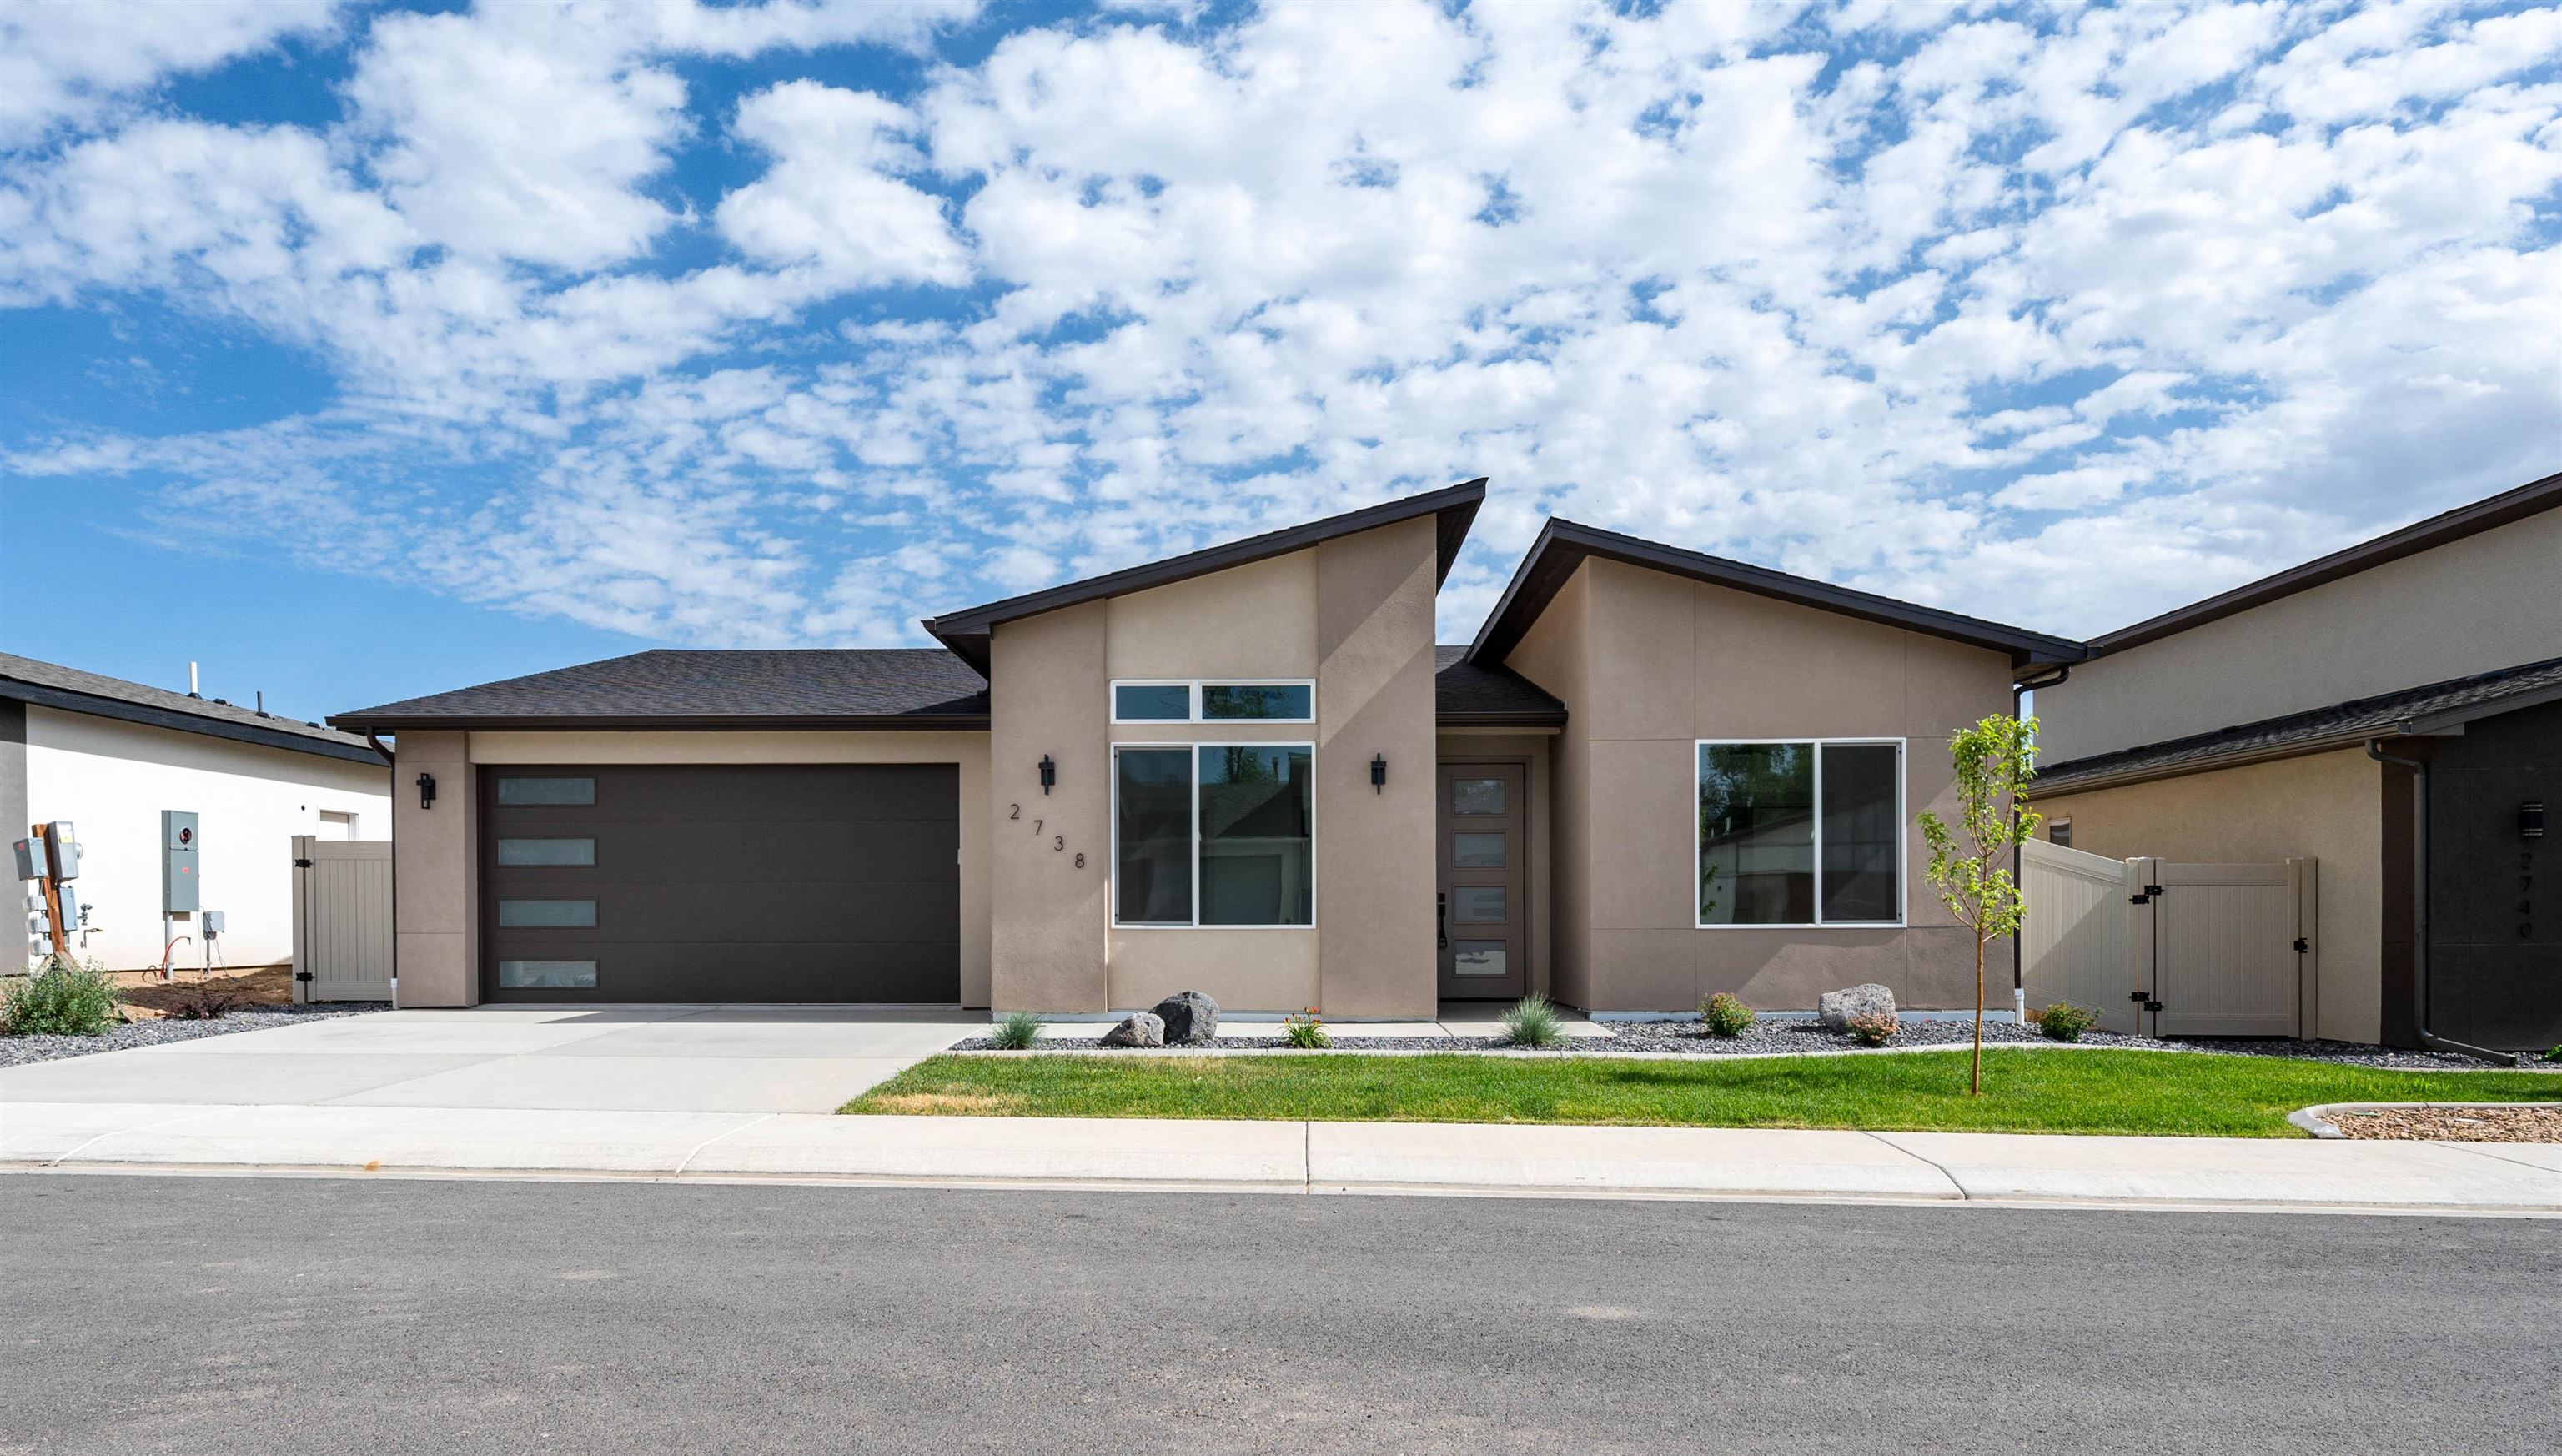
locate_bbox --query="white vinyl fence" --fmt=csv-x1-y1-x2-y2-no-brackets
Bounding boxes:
290,836,393,1002
2022,840,2316,1039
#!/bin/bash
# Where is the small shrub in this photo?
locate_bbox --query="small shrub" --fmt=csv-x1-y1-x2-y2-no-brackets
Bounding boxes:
2,958,123,1037
1501,994,1563,1048
1843,1010,1898,1047
1701,992,1756,1038
164,987,246,1022
2543,1044,2560,1063
2037,1002,2099,1042
988,1010,1042,1051
1282,1010,1331,1048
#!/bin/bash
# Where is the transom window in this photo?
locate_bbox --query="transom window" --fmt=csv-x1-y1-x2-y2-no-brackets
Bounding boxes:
1697,740,1903,928
1111,680,1314,723
1113,743,1315,926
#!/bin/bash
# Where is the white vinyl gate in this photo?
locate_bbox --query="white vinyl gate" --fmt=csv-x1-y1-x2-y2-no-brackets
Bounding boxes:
290,836,393,1002
2022,841,2316,1038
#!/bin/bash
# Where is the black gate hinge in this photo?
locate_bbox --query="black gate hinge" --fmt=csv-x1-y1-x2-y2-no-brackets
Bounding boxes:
294,971,315,982
2127,991,2164,1012
293,857,314,867
2293,937,2309,953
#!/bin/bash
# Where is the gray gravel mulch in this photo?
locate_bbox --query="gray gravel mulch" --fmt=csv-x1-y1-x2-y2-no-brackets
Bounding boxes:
955,1017,2562,1069
0,1006,381,1068
2320,1105,2562,1141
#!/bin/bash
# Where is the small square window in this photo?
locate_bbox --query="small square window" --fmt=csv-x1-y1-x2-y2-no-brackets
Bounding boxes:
1113,684,1191,720
1452,832,1505,868
499,960,596,989
496,777,595,806
498,899,595,927
1451,777,1505,815
1452,941,1507,977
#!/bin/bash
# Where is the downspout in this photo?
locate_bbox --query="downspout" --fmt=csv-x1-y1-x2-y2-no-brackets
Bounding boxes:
368,731,399,1007
2011,665,2069,1023
2365,736,2510,1064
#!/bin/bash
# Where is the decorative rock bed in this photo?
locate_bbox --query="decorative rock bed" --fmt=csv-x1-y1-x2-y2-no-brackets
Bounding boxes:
2300,1103,2562,1141
0,1006,379,1068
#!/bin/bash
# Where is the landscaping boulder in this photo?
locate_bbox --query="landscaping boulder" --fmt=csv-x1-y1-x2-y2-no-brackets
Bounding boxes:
1102,1012,1165,1047
1153,990,1219,1045
1818,982,1896,1032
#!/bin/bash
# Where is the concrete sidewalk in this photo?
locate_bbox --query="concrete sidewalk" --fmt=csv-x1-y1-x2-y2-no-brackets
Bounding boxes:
6,1101,2558,1214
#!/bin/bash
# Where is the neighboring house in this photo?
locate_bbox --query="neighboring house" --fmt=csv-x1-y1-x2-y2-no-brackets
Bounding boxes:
2032,470,2562,1054
2,654,393,973
336,481,2091,1017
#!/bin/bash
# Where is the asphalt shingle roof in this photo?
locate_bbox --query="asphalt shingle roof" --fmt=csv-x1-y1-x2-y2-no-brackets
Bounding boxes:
2036,657,2562,789
1434,646,1566,725
333,649,992,729
1,652,383,763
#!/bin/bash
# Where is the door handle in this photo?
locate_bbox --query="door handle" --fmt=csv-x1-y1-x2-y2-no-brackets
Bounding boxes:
1436,891,1448,950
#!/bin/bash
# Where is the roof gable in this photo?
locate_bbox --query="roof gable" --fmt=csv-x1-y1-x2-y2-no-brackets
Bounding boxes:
922,479,1484,672
333,649,989,731
1466,520,2085,671
1,653,384,765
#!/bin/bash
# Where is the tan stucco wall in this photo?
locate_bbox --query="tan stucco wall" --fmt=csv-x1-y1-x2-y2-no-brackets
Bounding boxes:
1435,730,1555,998
990,528,1439,1015
2038,747,2384,1042
2038,508,2562,763
465,729,994,1007
389,730,475,1007
1313,519,1439,1017
1503,566,1593,1007
1501,557,2015,1013
990,600,1112,1012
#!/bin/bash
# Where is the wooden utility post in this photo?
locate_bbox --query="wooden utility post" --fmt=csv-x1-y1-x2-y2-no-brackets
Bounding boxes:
29,821,72,960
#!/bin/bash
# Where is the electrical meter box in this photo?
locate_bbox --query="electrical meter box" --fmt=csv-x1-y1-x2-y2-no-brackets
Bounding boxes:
42,821,79,881
11,838,43,882
163,811,200,914
203,910,225,937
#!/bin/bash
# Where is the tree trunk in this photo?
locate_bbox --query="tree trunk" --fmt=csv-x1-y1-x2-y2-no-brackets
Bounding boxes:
1971,934,1985,1097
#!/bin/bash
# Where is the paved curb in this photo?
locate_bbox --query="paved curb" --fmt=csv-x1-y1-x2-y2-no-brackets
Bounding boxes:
2288,1100,2562,1139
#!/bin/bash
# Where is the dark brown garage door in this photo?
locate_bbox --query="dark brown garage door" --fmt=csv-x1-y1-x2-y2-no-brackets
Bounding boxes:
480,764,960,1003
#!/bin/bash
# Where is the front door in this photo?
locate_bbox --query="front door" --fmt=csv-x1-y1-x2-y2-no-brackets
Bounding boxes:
1438,761,1526,999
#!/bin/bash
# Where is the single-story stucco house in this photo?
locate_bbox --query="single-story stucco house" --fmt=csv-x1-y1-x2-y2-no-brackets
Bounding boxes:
334,479,2088,1017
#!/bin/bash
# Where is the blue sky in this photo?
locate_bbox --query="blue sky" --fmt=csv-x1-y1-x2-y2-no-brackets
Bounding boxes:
3,0,2557,727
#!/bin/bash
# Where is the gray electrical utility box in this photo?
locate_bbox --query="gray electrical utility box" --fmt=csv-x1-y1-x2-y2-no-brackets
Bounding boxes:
42,821,79,881
162,811,200,914
11,838,43,882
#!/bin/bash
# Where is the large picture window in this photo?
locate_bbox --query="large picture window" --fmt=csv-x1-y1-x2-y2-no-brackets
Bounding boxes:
1697,739,1902,927
1113,743,1314,926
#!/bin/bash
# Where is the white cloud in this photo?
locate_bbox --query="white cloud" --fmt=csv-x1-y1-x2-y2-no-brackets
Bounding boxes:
4,0,2559,651
0,0,344,149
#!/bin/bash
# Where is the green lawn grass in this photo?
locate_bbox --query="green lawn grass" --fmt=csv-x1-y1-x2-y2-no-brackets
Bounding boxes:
842,1048,2562,1137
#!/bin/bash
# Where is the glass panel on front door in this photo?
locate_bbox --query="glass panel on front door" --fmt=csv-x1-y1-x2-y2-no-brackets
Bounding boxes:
1453,832,1505,868
1451,777,1505,815
1451,887,1507,921
1452,940,1507,977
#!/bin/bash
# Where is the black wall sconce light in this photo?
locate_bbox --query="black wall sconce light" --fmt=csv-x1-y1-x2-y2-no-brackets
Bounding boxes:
1039,755,1056,796
414,771,438,810
2524,800,2545,841
1370,753,1387,795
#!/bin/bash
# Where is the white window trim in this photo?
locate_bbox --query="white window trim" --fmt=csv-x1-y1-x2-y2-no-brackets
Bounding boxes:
1110,740,1318,930
1694,736,1906,930
1108,679,1316,724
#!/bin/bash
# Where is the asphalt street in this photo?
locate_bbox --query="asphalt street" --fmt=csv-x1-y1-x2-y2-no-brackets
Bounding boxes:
4,1173,2554,1455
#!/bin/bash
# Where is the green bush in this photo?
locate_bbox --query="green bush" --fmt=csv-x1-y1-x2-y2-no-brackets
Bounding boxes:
1844,1010,1898,1047
1282,1010,1331,1049
2542,1044,2560,1063
988,1010,1042,1051
1502,994,1563,1049
2037,1002,2099,1042
2,958,123,1037
1701,992,1756,1038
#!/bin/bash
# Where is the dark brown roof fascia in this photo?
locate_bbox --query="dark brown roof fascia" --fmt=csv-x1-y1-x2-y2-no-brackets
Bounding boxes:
329,712,992,733
1435,710,1570,729
1466,518,2087,671
922,479,1488,672
2088,468,2562,655
8,680,390,765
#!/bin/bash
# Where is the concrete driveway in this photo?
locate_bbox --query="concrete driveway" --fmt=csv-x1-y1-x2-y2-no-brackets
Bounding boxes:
0,1007,982,1114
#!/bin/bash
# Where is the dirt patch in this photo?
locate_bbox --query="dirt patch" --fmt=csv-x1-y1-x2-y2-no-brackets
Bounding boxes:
2322,1105,2562,1142
862,1090,1029,1117
110,966,294,1020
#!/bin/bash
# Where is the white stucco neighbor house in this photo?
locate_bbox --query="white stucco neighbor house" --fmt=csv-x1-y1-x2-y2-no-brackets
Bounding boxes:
2,654,392,974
